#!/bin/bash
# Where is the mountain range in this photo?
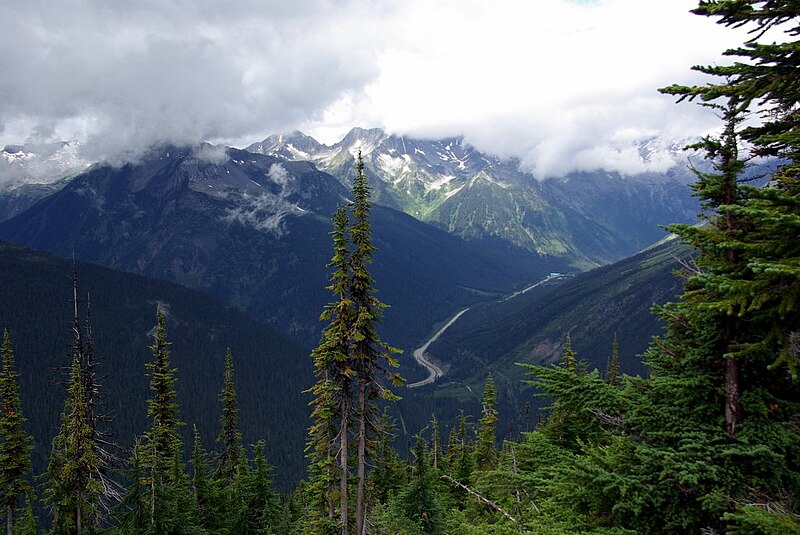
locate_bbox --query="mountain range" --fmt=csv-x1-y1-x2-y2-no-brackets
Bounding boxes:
0,144,557,349
0,131,706,481
247,128,700,268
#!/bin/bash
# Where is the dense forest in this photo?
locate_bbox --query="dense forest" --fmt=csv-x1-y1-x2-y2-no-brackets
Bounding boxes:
2,2,800,533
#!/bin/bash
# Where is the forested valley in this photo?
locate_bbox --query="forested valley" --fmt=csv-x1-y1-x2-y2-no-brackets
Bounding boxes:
2,2,800,534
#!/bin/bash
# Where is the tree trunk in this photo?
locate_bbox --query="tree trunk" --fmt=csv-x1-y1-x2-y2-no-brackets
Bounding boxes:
77,507,83,535
6,504,12,535
355,380,366,535
339,408,349,535
725,356,742,441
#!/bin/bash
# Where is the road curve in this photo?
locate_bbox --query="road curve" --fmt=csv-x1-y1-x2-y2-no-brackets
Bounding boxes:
407,308,470,388
406,273,566,389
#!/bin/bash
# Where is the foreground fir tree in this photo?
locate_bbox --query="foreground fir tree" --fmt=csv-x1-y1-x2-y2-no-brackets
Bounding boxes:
305,155,403,534
508,5,800,532
132,308,201,534
652,1,800,529
306,205,354,534
45,280,103,535
348,151,404,535
190,426,222,532
0,331,33,535
217,348,244,482
474,374,498,471
605,333,620,387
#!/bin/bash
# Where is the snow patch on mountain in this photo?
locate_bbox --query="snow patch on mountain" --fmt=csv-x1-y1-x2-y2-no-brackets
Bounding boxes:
377,153,412,176
428,174,456,191
1,141,91,188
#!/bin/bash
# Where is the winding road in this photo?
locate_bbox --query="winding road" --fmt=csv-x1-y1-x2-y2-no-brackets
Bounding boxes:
406,273,566,388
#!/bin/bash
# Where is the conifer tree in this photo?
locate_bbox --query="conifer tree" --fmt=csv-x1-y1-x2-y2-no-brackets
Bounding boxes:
661,0,800,376
237,441,281,534
429,414,441,470
45,278,103,534
475,374,498,471
48,336,102,534
14,499,36,535
606,333,620,387
450,410,474,507
369,410,406,505
306,206,355,534
187,425,226,533
116,441,147,534
217,348,243,482
348,151,403,535
561,333,576,372
144,309,182,476
398,439,444,534
0,331,33,535
139,308,194,533
82,293,123,525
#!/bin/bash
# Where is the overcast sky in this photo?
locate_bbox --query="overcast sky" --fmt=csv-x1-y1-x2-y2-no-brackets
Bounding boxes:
1,0,747,177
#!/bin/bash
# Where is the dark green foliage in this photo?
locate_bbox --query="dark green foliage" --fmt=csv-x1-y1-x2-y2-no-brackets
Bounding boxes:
368,410,406,505
230,442,282,534
349,151,404,534
137,310,204,534
661,0,800,377
396,440,445,534
115,441,147,534
0,241,310,490
14,499,36,535
217,348,243,482
0,331,33,535
606,333,620,387
45,313,102,534
190,426,223,532
305,205,353,532
143,310,183,481
560,334,575,373
475,375,498,471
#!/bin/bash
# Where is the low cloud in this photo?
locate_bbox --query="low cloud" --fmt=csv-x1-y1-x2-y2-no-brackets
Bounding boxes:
267,163,291,188
2,0,751,178
194,144,230,165
0,0,390,163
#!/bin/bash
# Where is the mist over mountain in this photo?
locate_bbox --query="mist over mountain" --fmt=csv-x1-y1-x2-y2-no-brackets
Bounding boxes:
248,128,701,267
0,144,556,350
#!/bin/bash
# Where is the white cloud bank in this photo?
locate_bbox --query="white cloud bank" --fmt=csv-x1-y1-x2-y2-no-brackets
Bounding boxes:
1,0,750,178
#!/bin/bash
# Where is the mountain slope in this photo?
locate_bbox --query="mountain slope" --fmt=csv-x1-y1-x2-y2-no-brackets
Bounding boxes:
427,238,691,389
0,145,558,348
0,241,310,489
248,129,699,267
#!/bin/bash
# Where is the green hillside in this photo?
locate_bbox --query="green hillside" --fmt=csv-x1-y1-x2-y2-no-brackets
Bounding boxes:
0,241,310,489
418,238,691,422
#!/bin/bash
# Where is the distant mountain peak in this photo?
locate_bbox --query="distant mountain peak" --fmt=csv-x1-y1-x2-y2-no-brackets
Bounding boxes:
338,127,388,157
1,140,91,188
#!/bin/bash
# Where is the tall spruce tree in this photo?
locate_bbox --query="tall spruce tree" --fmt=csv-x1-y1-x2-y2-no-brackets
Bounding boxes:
475,374,498,471
144,309,182,476
139,308,196,533
348,151,403,535
561,333,576,372
661,0,800,377
605,332,620,387
0,331,33,535
217,348,243,482
45,276,103,534
306,205,355,534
